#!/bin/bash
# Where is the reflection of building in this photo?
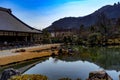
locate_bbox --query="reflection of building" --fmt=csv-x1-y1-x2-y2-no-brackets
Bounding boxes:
0,7,42,44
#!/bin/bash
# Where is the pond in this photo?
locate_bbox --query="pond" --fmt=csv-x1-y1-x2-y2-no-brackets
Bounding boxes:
24,57,103,80
1,46,120,80
24,46,120,80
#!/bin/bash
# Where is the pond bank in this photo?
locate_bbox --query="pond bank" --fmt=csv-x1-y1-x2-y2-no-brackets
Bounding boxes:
0,44,60,66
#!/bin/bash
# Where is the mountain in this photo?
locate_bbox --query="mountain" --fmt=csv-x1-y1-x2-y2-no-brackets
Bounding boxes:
45,2,120,31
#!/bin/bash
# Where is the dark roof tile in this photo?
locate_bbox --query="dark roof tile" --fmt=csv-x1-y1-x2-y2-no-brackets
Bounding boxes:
0,7,41,33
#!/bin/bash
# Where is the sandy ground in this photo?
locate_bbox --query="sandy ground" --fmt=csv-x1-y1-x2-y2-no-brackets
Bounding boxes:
0,44,60,66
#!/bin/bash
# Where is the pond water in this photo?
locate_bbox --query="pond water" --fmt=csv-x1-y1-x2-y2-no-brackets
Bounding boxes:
25,57,102,80
24,46,120,80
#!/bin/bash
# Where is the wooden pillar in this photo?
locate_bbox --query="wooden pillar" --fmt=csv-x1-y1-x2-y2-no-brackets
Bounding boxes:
29,33,33,42
25,36,27,42
30,36,33,42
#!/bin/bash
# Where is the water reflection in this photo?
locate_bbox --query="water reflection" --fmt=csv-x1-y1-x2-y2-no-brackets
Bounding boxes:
0,57,49,76
24,57,102,80
106,70,120,80
24,47,120,80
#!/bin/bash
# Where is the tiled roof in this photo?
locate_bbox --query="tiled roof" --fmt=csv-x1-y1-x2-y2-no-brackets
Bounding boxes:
0,7,41,33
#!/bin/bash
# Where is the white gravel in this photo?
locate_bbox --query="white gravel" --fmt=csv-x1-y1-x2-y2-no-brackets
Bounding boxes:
0,50,19,58
0,44,59,58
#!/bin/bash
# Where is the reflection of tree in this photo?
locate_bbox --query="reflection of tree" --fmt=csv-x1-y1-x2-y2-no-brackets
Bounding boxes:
56,46,120,71
96,48,120,71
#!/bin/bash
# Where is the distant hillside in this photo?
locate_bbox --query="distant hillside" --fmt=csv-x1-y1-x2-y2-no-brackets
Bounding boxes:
45,2,120,31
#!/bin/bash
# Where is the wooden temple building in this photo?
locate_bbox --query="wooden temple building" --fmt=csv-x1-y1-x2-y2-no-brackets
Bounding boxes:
0,7,42,46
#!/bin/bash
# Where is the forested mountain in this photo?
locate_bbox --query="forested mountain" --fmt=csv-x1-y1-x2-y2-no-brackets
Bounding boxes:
45,2,120,31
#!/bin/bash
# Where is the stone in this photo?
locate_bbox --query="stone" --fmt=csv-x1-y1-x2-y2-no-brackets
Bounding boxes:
87,70,113,80
0,68,20,80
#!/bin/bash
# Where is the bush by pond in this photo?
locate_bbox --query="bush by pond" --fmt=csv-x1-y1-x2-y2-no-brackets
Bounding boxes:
58,78,81,80
9,75,82,80
9,74,48,80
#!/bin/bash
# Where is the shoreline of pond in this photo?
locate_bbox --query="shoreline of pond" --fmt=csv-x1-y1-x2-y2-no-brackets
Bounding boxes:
0,44,61,66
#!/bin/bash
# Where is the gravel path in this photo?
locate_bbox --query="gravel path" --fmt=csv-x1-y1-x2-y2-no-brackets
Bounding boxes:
0,44,60,58
0,45,43,57
0,50,19,58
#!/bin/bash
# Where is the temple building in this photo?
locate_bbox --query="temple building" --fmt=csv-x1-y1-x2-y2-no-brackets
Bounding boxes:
0,7,42,45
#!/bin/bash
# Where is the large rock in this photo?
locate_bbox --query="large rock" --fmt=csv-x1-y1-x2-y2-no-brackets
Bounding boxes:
87,71,112,80
0,68,20,80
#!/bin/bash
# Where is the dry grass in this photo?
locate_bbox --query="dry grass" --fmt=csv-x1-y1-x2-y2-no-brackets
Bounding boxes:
0,44,60,66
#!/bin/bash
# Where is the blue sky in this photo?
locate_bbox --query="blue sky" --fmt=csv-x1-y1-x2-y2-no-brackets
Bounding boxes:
0,0,120,30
